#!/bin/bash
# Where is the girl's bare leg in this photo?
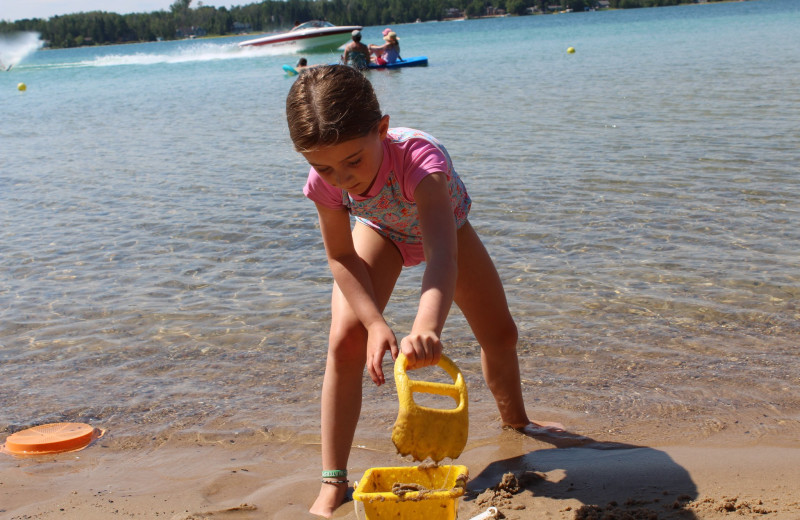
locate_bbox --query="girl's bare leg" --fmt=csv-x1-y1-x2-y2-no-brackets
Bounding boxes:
310,225,402,518
453,222,564,431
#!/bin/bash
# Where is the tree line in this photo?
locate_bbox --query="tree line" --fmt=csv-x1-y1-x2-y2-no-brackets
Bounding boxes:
1,0,725,49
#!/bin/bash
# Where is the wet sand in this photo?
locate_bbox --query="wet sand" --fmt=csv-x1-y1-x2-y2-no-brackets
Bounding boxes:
3,426,799,520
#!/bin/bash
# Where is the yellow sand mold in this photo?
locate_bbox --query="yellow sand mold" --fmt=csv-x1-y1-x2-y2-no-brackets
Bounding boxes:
391,353,468,462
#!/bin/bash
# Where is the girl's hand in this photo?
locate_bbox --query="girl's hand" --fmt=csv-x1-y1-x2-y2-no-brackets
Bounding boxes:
366,323,398,386
400,331,442,370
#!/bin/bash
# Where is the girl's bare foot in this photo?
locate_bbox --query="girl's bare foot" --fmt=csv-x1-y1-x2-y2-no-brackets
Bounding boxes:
518,420,566,435
309,482,349,518
509,421,598,448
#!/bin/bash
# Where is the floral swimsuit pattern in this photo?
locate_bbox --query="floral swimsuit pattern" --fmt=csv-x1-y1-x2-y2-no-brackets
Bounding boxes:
344,128,471,245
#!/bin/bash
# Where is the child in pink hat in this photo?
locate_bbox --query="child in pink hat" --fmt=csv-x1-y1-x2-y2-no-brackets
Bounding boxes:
370,30,400,65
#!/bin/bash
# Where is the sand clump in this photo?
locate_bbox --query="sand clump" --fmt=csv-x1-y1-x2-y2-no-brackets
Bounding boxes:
470,471,545,515
688,495,777,515
389,463,468,500
391,482,431,499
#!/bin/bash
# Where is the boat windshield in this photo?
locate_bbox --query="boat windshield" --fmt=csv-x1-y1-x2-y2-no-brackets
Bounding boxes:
291,21,335,32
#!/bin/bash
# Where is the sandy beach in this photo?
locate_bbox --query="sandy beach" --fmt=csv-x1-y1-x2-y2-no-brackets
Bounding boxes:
3,425,799,520
4,2,800,519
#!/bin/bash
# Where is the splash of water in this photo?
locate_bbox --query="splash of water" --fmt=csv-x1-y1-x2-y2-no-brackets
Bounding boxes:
80,41,299,68
0,32,43,71
84,41,246,67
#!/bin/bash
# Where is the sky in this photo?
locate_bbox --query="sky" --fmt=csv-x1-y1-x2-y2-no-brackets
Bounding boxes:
2,1,243,23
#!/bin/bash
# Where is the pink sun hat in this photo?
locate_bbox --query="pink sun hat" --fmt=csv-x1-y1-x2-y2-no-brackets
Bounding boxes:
382,28,392,36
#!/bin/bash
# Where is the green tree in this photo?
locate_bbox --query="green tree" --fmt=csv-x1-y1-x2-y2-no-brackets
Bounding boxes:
0,0,718,49
506,0,527,15
170,0,193,13
466,0,485,17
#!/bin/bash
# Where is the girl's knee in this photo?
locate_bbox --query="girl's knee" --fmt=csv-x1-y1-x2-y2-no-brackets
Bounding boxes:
499,321,519,350
507,321,519,347
481,319,518,354
328,323,367,366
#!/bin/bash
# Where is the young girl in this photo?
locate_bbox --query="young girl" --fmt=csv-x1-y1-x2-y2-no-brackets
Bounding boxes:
368,30,400,65
285,65,562,518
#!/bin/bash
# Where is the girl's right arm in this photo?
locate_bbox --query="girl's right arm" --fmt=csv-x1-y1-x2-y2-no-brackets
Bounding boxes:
315,203,398,385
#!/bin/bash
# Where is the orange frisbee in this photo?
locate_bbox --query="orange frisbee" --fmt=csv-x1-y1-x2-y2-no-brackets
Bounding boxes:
2,422,102,456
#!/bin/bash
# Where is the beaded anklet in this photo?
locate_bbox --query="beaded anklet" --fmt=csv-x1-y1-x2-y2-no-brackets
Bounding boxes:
321,469,348,485
321,479,349,485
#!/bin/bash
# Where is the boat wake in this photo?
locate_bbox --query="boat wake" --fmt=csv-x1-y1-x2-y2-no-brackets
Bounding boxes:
64,40,304,69
84,42,248,67
7,36,335,72
0,32,43,71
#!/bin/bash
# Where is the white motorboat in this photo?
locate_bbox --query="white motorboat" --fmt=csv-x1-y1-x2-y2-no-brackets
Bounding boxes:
238,21,363,52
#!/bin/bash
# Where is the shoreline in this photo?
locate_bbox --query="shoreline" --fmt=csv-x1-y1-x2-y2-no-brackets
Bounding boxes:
3,427,799,519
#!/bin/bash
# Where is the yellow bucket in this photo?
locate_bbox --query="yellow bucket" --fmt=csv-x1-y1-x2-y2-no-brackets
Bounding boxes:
392,353,469,462
353,465,468,520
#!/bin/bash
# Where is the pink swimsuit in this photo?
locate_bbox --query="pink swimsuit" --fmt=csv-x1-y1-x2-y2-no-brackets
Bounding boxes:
303,128,471,266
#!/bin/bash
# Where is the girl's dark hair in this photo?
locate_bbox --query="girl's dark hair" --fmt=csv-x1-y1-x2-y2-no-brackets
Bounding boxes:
286,65,383,152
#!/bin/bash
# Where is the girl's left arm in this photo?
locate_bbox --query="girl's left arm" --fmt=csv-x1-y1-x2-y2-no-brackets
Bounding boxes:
402,172,458,368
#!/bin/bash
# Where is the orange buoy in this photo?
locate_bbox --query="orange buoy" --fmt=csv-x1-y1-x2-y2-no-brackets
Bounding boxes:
2,422,102,456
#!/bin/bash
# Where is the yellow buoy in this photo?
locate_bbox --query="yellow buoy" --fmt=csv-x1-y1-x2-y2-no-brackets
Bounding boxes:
567,47,576,54
17,82,27,91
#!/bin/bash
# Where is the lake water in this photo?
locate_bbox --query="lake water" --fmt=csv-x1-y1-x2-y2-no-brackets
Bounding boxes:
1,0,799,451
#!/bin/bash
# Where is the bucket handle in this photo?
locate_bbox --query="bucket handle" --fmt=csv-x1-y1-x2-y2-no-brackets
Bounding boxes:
395,353,467,408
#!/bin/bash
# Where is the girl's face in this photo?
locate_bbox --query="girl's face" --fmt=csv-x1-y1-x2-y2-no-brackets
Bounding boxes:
302,115,390,196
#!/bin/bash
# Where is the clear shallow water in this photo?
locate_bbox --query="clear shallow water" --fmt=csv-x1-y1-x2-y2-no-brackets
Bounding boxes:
1,0,799,448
